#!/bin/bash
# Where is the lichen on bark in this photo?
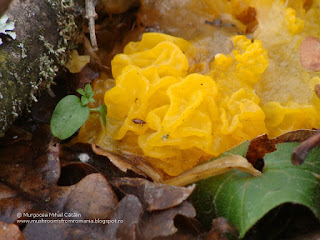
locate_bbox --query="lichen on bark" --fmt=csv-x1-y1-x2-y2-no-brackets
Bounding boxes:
0,0,83,136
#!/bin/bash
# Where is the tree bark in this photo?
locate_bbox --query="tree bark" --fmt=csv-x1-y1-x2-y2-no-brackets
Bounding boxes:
0,0,83,136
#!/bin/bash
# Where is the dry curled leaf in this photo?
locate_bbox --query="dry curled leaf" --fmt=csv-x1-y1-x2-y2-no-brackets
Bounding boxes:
154,215,203,240
246,134,275,171
61,143,135,179
49,173,118,220
273,129,316,143
92,143,164,182
104,194,143,240
300,36,320,71
110,178,202,239
245,130,317,167
92,143,147,175
23,187,141,240
22,173,119,240
164,154,261,186
0,125,122,240
111,177,195,210
138,201,196,240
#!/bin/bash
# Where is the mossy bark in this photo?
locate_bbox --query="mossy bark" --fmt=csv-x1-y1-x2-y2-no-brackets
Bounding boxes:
0,0,83,136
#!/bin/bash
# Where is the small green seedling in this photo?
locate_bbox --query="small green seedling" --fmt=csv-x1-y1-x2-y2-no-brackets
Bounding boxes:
50,84,107,140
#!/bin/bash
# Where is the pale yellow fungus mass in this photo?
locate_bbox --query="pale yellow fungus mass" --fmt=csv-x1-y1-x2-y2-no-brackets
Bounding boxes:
77,0,320,176
65,50,90,73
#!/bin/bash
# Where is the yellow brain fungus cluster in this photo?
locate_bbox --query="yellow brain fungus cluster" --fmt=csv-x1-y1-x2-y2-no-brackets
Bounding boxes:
103,33,268,176
78,0,320,176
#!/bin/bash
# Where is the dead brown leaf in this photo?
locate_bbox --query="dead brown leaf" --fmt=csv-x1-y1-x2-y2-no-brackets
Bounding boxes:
273,129,316,143
92,143,145,174
0,125,120,239
0,221,25,240
58,162,99,186
61,142,133,179
111,177,195,210
246,130,317,168
20,188,201,239
0,124,203,240
110,177,202,239
70,65,100,93
0,125,60,223
154,215,203,240
246,134,276,170
104,194,143,239
289,230,320,240
92,143,164,182
49,173,118,220
23,173,119,240
138,201,196,240
204,217,238,240
0,126,32,146
23,194,142,240
300,36,320,71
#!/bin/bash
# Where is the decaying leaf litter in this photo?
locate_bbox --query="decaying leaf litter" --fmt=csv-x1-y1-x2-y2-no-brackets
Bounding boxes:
1,0,320,239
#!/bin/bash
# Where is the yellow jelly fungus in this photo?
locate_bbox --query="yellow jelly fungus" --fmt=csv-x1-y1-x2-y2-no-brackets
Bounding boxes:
65,50,90,73
77,0,320,176
102,33,268,176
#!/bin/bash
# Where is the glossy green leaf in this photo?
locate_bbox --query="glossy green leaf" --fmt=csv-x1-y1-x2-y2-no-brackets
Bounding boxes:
191,142,320,238
50,95,90,140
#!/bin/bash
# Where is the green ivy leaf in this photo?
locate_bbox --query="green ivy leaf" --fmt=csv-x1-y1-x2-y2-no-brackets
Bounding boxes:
50,95,90,140
191,142,320,238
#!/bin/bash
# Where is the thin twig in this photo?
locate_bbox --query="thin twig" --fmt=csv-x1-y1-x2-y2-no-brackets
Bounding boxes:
85,0,98,51
291,128,320,165
83,36,109,71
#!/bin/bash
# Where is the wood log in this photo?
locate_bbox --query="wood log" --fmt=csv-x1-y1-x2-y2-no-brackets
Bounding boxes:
0,0,84,136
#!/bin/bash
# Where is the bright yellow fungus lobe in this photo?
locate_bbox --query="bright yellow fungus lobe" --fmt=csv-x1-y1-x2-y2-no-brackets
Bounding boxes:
65,50,90,73
102,33,268,176
78,0,320,176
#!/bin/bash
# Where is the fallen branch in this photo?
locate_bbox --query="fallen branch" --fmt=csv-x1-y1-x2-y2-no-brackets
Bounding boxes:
85,0,98,51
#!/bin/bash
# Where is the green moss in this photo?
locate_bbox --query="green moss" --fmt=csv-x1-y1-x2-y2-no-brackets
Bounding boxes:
41,0,81,89
0,0,83,136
